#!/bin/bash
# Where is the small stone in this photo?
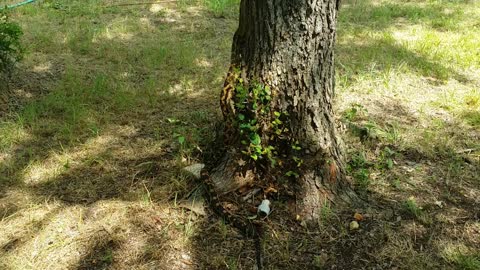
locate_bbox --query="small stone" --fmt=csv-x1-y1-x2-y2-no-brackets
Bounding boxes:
349,220,359,230
434,200,444,208
237,158,246,166
182,163,205,179
181,253,191,260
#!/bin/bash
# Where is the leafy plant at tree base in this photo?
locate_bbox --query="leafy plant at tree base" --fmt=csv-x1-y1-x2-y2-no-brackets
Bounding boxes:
0,11,23,77
230,71,303,177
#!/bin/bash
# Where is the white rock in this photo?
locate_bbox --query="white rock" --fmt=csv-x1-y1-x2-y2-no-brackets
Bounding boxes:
182,163,205,179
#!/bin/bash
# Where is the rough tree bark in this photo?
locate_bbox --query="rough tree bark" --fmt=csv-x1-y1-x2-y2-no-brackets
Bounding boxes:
211,0,353,222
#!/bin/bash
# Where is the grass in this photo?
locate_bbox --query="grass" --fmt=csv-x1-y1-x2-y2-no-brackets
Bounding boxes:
404,197,423,218
202,0,239,17
0,0,479,269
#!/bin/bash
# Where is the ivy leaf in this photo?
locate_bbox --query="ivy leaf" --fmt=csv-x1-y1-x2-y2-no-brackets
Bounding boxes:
263,85,271,96
239,123,252,130
285,171,299,178
251,134,261,145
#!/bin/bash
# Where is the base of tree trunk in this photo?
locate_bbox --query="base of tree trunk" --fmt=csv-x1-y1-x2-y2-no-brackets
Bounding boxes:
208,152,358,224
295,169,357,223
209,150,256,194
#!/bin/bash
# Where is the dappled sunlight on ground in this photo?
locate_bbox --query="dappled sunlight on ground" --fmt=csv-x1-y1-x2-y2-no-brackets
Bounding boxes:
0,1,236,269
0,198,200,270
23,133,117,185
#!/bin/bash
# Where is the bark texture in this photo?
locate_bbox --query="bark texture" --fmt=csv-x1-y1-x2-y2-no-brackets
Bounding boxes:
215,0,352,221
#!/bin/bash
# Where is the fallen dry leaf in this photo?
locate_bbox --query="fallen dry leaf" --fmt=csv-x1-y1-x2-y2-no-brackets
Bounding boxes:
354,212,364,221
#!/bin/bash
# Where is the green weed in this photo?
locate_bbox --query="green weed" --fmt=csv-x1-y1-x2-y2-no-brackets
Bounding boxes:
461,111,480,127
317,202,334,228
347,150,372,190
378,147,395,170
0,121,26,151
404,197,422,218
443,246,480,270
454,254,480,270
354,168,371,190
225,258,238,270
348,151,369,170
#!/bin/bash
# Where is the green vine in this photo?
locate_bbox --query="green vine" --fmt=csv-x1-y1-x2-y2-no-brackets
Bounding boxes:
235,80,276,164
231,72,303,177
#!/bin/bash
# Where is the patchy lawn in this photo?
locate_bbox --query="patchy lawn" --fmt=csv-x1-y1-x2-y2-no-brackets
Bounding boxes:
0,0,479,269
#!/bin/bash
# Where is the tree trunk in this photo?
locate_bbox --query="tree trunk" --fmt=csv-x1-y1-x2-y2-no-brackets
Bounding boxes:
212,0,353,222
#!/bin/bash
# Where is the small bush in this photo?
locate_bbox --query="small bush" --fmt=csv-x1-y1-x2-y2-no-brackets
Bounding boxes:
0,11,23,76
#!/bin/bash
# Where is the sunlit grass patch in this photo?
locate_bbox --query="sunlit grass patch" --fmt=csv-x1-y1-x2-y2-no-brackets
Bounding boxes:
440,242,480,270
340,0,478,31
0,121,29,151
1,201,120,270
338,0,480,85
21,134,116,185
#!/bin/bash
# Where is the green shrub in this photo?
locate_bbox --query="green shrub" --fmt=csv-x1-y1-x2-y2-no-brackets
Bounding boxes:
0,11,23,76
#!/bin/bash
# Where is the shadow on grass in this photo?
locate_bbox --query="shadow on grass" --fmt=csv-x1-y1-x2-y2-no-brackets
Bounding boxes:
461,110,480,127
76,238,117,270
